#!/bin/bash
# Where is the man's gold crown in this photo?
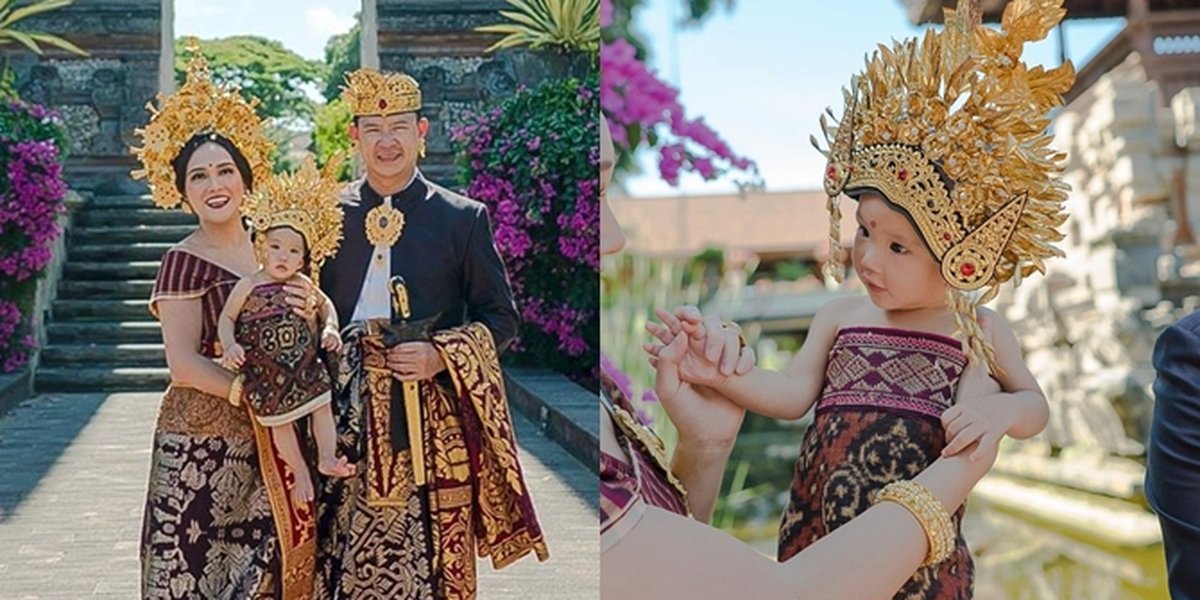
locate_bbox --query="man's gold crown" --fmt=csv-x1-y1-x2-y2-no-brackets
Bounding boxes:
816,0,1076,369
243,154,346,273
341,69,422,116
131,40,274,210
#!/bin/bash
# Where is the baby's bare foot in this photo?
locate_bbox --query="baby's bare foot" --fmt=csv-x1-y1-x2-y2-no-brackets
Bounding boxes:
291,471,314,504
318,455,356,478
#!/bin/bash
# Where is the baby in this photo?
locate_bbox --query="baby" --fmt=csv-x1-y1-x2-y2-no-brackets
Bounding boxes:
219,223,354,504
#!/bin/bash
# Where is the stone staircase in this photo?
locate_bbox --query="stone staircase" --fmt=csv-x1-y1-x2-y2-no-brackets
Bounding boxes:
36,194,193,393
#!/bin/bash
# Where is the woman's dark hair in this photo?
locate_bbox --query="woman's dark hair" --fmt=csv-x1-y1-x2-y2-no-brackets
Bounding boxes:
255,225,313,276
172,132,254,195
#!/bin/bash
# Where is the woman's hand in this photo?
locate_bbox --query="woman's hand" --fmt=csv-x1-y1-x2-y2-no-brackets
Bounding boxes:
653,330,745,449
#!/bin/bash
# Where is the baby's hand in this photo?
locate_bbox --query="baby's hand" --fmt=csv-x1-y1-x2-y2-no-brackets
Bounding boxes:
221,343,246,370
643,307,754,387
940,399,1014,461
321,326,343,352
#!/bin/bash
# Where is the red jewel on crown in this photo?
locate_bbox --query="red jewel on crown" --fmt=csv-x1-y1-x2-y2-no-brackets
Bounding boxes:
379,99,388,110
898,168,909,181
960,263,976,277
826,164,838,180
943,232,952,241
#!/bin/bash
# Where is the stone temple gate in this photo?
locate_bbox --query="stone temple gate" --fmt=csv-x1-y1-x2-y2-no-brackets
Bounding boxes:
0,0,593,395
2,0,593,190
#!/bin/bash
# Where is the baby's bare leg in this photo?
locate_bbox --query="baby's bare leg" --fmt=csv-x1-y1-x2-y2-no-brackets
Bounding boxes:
312,403,354,477
271,423,314,503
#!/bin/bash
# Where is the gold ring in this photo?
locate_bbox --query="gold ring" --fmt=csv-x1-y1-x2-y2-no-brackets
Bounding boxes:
722,321,746,349
305,295,318,311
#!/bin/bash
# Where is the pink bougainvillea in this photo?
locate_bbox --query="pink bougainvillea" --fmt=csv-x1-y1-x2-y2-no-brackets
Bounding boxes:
600,0,756,186
0,101,68,373
452,72,600,386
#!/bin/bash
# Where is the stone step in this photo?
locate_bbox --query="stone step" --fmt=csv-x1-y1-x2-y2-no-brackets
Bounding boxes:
57,279,155,300
75,208,196,227
63,261,160,281
35,366,169,393
69,243,174,262
52,299,151,320
87,194,155,208
46,321,161,344
973,475,1161,547
40,343,165,367
71,225,190,245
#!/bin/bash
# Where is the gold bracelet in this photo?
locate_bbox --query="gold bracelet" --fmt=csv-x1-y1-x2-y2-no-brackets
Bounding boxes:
874,480,956,567
228,374,245,407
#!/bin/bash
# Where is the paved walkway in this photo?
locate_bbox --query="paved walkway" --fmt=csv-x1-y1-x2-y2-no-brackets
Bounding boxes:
0,393,597,599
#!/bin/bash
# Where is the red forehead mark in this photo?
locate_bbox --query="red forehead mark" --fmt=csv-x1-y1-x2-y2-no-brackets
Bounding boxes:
869,220,877,228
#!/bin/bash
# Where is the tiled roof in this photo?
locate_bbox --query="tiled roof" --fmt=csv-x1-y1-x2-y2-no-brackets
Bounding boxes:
609,189,859,257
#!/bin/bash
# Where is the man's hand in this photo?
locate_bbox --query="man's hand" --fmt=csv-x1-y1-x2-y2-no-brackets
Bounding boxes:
386,341,446,381
282,276,320,322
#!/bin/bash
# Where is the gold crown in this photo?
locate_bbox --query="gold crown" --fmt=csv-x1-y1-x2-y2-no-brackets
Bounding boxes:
341,69,422,116
816,0,1076,370
131,40,274,210
243,154,346,278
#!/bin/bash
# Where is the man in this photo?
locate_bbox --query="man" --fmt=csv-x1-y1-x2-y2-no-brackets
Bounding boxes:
1147,313,1200,600
316,68,548,600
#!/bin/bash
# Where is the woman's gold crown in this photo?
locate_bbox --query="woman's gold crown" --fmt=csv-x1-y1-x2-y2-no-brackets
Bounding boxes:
243,154,346,271
341,69,422,116
130,39,274,210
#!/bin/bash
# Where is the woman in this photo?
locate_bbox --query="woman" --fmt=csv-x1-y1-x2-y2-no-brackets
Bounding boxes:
599,110,999,599
134,52,321,600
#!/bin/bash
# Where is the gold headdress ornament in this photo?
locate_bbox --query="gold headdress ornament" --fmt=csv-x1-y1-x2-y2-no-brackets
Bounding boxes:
816,0,1075,372
243,154,346,286
131,39,274,210
341,68,422,116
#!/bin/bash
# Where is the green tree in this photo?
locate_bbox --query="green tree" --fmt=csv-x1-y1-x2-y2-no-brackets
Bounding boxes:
321,21,360,103
312,98,353,180
175,36,321,121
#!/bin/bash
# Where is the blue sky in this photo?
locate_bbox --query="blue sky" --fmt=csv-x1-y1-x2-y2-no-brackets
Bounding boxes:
621,0,1125,197
173,0,358,61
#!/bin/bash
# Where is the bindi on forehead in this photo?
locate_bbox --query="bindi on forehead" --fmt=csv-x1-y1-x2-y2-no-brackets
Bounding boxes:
869,220,878,228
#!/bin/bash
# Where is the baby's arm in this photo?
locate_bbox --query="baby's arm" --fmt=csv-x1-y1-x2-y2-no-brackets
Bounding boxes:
980,309,1049,438
315,288,343,352
943,308,1049,458
217,276,256,368
710,297,845,421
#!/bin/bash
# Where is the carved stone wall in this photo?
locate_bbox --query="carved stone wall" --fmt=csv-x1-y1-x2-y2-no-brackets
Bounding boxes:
372,0,593,184
994,51,1200,457
2,0,596,190
1,0,161,194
